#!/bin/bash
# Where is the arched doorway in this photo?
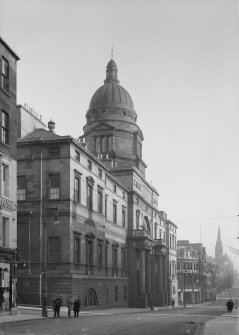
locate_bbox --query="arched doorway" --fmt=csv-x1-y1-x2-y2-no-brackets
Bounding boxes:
84,288,98,307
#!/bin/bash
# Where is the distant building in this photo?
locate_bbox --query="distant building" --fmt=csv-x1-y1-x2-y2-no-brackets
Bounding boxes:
16,103,47,138
0,37,19,310
177,240,206,305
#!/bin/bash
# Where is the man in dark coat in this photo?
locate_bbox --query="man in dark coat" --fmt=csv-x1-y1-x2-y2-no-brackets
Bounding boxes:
54,294,63,318
73,296,81,318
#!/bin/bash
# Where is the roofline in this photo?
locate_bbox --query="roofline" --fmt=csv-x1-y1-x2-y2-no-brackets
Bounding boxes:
0,37,20,60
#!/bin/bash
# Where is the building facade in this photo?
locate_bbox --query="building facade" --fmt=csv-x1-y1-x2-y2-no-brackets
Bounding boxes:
17,124,129,307
17,58,178,308
177,240,206,305
0,37,19,311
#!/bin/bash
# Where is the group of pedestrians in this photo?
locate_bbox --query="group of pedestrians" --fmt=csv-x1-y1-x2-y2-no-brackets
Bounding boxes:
52,294,81,318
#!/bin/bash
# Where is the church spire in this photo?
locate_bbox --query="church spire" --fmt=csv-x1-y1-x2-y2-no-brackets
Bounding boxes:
215,225,223,263
217,225,222,242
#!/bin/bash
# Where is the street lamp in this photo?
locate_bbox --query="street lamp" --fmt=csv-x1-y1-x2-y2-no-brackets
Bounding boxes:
150,245,154,310
41,206,59,317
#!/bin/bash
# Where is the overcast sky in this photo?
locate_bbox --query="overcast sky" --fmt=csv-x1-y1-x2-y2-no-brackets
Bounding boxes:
1,0,239,270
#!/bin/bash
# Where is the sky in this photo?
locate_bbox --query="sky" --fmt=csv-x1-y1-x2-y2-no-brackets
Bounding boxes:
1,0,239,270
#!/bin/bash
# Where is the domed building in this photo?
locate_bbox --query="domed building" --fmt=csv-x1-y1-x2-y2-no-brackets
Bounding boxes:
82,59,178,308
83,59,146,177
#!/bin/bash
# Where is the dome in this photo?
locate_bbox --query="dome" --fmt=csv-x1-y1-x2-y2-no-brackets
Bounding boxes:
89,59,135,112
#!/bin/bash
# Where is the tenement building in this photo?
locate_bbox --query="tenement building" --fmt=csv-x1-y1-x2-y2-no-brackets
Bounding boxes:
177,240,206,305
0,37,19,310
17,58,178,308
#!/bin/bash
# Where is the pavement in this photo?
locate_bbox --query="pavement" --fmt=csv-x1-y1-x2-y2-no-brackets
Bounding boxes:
0,305,238,335
202,307,239,335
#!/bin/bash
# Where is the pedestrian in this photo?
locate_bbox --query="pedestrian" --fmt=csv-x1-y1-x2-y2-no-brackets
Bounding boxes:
67,294,73,318
0,289,5,311
172,299,175,308
54,294,63,318
229,299,234,312
73,296,81,318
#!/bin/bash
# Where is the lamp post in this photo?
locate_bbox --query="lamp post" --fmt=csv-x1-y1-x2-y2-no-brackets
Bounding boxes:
150,245,154,310
41,205,59,317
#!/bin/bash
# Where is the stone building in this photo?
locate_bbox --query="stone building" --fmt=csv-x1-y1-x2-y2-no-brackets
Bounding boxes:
0,37,19,311
17,57,178,308
177,240,206,305
81,58,177,307
17,122,129,307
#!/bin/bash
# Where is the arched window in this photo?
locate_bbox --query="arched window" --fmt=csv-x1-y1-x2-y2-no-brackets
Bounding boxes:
136,210,140,229
143,216,151,233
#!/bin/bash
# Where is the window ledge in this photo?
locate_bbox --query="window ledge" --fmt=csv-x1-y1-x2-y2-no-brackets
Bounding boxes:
1,87,11,97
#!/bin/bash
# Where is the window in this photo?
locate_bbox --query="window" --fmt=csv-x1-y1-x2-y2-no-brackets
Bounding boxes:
48,237,60,262
97,243,102,268
1,57,9,92
122,206,126,227
115,286,118,302
98,168,102,178
112,246,118,273
75,150,80,162
1,217,9,247
159,229,162,239
74,235,81,264
154,223,157,239
122,191,125,199
1,111,9,145
87,240,93,266
17,176,26,201
113,185,116,193
105,195,108,219
87,184,93,210
97,187,103,214
2,164,9,196
105,245,108,273
122,249,126,272
49,174,60,199
113,200,117,224
88,160,92,170
136,197,139,205
49,146,60,156
136,210,140,229
74,176,81,203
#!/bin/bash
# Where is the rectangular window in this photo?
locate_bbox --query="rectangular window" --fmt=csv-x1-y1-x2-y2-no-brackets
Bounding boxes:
48,237,60,262
122,191,125,199
49,174,60,199
2,164,9,196
87,184,93,210
98,168,102,178
113,201,117,224
113,185,116,193
115,286,118,302
154,224,157,239
1,217,9,247
75,150,80,162
105,196,108,219
122,249,126,271
97,187,103,214
74,236,81,264
105,245,108,270
1,111,9,145
112,247,118,272
87,240,93,266
1,57,9,92
88,160,92,170
122,206,126,227
74,176,81,203
97,243,102,268
17,176,27,201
